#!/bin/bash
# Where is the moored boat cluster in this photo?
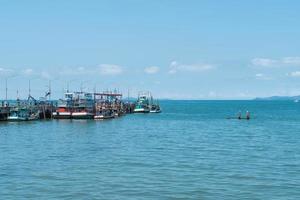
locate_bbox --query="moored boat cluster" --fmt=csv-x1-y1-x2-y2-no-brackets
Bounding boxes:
0,91,160,122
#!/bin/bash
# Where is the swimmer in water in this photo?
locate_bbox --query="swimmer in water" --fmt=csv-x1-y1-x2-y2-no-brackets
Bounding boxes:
246,111,250,120
238,111,242,120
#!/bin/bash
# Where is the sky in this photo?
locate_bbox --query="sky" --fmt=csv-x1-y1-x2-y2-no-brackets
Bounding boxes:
1,0,300,100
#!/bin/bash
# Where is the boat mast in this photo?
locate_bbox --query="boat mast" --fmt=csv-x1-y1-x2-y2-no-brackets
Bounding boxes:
28,80,31,97
49,80,51,101
93,84,96,94
5,78,7,101
127,88,130,102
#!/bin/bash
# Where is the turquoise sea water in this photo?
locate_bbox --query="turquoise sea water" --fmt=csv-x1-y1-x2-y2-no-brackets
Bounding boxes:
1,100,300,199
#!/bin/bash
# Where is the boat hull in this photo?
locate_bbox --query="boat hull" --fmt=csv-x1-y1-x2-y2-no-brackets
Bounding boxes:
0,114,8,121
94,115,115,120
72,112,94,119
0,108,9,121
52,112,72,119
133,108,150,113
150,109,161,113
7,116,38,121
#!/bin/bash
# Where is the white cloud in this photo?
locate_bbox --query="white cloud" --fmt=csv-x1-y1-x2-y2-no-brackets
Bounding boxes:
40,71,52,79
0,67,15,77
255,73,273,80
22,68,34,76
208,91,217,97
59,64,124,76
169,61,214,74
144,66,160,74
282,57,300,65
251,57,300,68
251,58,278,67
59,67,87,76
99,64,123,75
77,66,85,71
288,71,300,77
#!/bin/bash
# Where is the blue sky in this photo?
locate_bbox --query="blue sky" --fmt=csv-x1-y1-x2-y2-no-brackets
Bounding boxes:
1,0,300,99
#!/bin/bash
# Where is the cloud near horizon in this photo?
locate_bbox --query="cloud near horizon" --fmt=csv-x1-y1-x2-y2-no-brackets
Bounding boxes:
255,73,273,80
251,57,300,68
287,71,300,77
0,67,48,79
0,67,15,77
98,64,123,75
144,66,160,74
59,64,124,77
1,64,124,81
168,61,214,74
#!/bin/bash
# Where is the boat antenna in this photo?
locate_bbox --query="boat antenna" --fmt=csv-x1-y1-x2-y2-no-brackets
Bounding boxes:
49,80,51,100
28,80,31,97
93,84,96,93
67,81,69,93
127,88,130,102
5,78,8,101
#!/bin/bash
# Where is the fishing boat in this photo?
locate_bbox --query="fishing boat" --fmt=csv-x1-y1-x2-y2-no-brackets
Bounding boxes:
94,109,115,120
149,96,161,113
53,92,74,119
72,110,94,119
150,104,161,113
134,92,151,113
7,95,40,121
8,106,39,121
94,91,123,119
71,92,94,119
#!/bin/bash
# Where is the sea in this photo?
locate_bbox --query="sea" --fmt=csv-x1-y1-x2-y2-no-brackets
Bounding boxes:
1,100,300,199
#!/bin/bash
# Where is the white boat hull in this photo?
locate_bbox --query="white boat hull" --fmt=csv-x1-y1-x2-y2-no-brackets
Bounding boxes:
53,112,72,119
134,108,150,113
72,112,94,119
8,116,38,121
94,115,115,120
150,109,161,113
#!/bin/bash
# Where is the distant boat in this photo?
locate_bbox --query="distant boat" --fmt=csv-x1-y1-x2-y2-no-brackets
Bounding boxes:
134,92,151,113
149,97,161,113
150,105,161,113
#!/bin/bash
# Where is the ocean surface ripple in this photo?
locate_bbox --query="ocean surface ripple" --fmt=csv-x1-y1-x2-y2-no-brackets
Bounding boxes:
1,100,300,199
